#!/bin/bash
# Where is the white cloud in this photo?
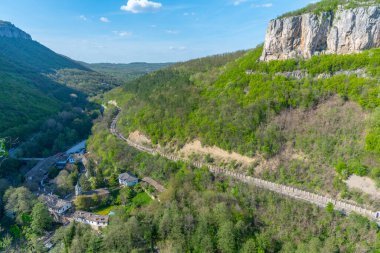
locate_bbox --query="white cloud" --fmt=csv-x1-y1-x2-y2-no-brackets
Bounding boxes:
233,0,248,6
79,15,87,21
183,12,196,16
100,17,110,23
121,0,162,14
252,3,273,8
113,31,133,37
166,30,179,34
169,46,187,51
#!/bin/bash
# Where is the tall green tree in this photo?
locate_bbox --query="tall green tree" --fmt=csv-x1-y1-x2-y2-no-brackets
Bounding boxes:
3,187,36,224
31,202,53,235
217,221,236,253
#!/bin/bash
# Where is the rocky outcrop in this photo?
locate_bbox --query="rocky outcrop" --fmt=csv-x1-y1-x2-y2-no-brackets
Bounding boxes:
0,21,32,40
260,6,380,61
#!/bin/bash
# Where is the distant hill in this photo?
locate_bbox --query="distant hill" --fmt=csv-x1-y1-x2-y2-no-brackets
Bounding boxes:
83,62,173,82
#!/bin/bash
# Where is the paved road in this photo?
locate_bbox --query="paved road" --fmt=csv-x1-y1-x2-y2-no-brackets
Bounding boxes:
110,107,380,225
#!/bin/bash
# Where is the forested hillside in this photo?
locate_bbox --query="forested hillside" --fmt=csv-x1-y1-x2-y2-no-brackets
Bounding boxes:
0,37,90,140
0,25,171,142
103,45,380,207
0,24,104,190
0,25,121,142
71,108,380,252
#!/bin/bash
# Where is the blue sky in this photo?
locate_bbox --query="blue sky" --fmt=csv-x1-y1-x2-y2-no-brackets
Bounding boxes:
0,0,315,63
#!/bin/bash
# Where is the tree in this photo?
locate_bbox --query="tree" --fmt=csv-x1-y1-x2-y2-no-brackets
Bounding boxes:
119,187,136,205
102,221,139,252
326,202,334,214
31,203,53,235
241,238,258,253
108,173,119,187
217,221,236,253
0,234,12,251
79,174,91,192
56,170,75,196
0,139,7,157
3,187,36,224
0,139,8,169
74,195,94,210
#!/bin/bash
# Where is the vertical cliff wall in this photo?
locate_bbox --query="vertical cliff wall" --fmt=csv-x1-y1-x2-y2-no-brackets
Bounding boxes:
260,6,380,61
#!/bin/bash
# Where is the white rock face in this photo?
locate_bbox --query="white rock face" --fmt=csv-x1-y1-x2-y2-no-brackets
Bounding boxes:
0,21,32,40
261,6,380,61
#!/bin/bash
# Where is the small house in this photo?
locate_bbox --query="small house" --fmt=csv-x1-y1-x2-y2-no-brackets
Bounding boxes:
68,155,76,164
68,153,84,164
40,194,72,215
73,211,108,229
118,172,138,187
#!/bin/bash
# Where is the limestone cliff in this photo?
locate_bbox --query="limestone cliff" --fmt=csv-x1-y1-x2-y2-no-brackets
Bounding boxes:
260,6,380,61
0,21,32,40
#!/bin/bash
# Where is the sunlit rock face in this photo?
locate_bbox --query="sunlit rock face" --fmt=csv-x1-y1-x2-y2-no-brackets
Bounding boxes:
260,6,380,61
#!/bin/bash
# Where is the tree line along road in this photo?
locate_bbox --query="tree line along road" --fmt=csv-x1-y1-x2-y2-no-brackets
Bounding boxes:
109,106,380,225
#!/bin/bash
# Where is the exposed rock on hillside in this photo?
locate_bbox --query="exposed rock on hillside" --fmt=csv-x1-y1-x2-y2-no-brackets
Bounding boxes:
0,21,32,40
261,6,380,61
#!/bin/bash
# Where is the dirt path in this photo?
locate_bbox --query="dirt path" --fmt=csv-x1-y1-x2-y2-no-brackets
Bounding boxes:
346,175,380,199
179,140,257,167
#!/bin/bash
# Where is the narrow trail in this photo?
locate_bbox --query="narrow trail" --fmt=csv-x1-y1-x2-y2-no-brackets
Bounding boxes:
110,107,380,224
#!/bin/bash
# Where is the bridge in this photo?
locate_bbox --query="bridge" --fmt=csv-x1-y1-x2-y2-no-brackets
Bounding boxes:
17,158,46,161
110,107,380,225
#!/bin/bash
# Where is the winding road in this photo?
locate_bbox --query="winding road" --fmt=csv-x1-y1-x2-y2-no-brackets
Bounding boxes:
110,107,380,225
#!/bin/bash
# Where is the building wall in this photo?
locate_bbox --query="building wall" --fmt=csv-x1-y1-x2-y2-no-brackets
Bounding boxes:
119,179,138,186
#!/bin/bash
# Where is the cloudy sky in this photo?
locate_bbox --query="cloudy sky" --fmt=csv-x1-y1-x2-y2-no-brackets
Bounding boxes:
0,0,316,63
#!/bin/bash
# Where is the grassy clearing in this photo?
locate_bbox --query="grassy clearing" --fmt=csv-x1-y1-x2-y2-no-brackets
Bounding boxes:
95,205,120,215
